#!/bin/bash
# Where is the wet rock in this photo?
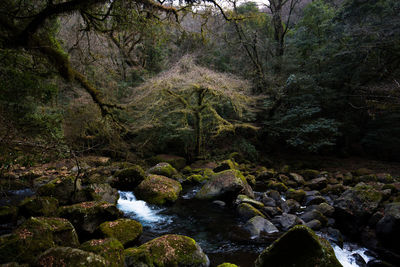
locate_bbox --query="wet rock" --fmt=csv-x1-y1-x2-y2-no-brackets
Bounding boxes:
196,170,254,201
254,225,341,267
244,216,279,237
276,213,302,231
124,234,209,267
0,217,79,265
352,253,367,267
235,194,264,209
306,219,322,230
268,190,281,202
321,184,346,196
286,199,301,213
35,246,107,266
59,201,122,238
367,260,396,267
326,227,343,247
237,203,265,220
262,207,281,217
300,210,328,226
353,168,373,177
99,219,142,247
212,200,226,207
256,169,276,181
135,175,182,205
261,195,276,207
286,189,306,203
80,238,124,266
308,177,328,190
148,162,178,179
150,154,186,170
376,202,400,252
111,165,146,190
334,183,383,236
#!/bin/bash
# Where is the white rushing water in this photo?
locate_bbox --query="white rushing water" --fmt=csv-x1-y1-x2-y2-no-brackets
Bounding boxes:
332,243,373,267
117,191,171,226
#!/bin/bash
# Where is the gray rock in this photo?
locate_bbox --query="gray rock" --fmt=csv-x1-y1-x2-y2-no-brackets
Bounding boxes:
244,216,279,238
306,219,322,230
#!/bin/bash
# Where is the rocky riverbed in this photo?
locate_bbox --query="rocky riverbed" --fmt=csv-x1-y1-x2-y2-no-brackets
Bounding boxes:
0,155,399,266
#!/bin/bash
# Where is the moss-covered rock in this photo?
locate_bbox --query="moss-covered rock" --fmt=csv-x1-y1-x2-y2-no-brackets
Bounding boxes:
254,225,341,267
80,238,124,267
111,165,146,190
124,234,209,267
18,196,58,217
217,263,238,267
36,176,84,205
87,183,119,205
99,219,142,247
185,174,207,184
352,168,373,176
59,201,123,238
307,177,328,190
289,173,305,185
148,163,178,179
0,217,79,264
135,175,182,205
235,194,264,209
150,154,187,170
286,189,306,203
267,181,288,192
334,182,383,236
213,160,238,173
237,203,265,220
196,170,254,201
35,246,107,266
299,169,320,180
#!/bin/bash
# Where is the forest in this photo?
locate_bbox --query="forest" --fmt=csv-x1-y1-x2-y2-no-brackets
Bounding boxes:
0,0,399,266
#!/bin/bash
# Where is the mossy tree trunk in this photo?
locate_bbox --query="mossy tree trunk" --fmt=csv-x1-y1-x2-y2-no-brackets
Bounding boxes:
194,88,207,159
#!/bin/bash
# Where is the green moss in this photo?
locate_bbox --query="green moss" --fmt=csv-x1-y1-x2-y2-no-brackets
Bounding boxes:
0,217,79,265
267,181,288,192
214,159,238,172
124,234,208,267
99,219,142,246
286,189,306,203
354,183,383,203
18,196,59,217
135,175,182,205
80,238,124,267
148,163,178,178
182,165,193,174
36,176,81,205
217,263,238,267
237,203,265,220
35,246,107,266
236,194,264,208
254,225,341,267
246,174,256,186
186,174,207,184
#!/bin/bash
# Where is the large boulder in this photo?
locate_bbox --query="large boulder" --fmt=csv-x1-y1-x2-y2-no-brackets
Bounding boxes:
124,234,209,267
376,202,400,252
196,170,254,201
35,246,107,266
254,225,341,267
111,165,146,190
244,216,279,238
0,217,79,265
150,154,187,170
87,183,119,205
135,175,182,205
18,196,59,218
148,162,179,178
36,176,83,205
80,238,124,267
59,201,122,238
334,183,383,236
99,219,142,247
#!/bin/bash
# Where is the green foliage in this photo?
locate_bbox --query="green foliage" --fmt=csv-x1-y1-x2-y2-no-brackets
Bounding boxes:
263,74,340,152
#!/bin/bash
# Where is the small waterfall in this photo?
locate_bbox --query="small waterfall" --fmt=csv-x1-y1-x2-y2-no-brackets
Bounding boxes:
332,243,373,267
117,191,171,226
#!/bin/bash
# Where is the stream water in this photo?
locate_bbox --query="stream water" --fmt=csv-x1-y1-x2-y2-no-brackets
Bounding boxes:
117,190,374,267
